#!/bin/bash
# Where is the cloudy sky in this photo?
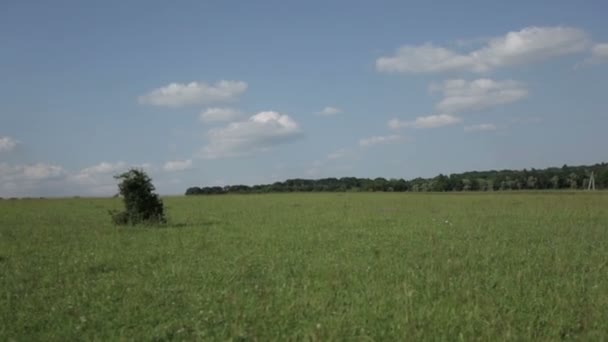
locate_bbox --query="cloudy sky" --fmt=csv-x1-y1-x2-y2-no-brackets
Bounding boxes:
1,0,608,197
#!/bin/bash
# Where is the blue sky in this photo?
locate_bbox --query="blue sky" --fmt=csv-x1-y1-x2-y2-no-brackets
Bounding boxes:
1,0,608,196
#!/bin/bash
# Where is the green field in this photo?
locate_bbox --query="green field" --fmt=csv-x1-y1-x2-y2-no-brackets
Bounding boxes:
1,193,607,340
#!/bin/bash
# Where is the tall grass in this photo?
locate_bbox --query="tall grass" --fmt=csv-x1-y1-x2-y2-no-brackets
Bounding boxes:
1,193,607,340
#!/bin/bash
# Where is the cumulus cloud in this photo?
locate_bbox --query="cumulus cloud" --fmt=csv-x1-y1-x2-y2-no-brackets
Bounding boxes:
432,79,528,113
199,108,242,122
0,161,157,197
163,159,192,172
587,43,608,64
139,80,247,107
71,161,154,192
199,111,302,158
510,117,542,125
307,148,357,177
464,123,497,132
0,136,17,152
1,163,67,197
377,26,590,73
316,106,343,116
326,148,351,160
68,162,130,193
0,163,66,182
592,43,608,60
24,163,65,180
389,114,462,129
377,44,482,73
359,135,404,147
78,161,127,176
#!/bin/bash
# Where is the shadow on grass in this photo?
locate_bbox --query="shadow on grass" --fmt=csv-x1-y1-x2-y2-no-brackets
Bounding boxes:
168,219,221,229
113,219,221,231
87,263,117,276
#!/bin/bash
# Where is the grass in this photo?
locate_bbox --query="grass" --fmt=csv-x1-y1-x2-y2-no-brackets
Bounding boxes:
1,192,608,340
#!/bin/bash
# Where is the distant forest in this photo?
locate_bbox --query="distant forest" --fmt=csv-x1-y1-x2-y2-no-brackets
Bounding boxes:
185,162,608,195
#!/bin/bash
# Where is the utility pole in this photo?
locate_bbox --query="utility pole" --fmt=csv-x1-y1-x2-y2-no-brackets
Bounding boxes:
588,171,596,191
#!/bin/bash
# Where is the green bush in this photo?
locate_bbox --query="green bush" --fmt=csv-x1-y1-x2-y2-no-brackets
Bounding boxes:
110,169,166,225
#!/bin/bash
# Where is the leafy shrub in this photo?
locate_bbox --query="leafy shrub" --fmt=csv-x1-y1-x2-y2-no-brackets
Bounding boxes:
110,210,129,225
110,169,166,225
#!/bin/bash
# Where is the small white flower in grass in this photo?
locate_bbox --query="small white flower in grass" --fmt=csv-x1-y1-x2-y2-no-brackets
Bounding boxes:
316,323,322,329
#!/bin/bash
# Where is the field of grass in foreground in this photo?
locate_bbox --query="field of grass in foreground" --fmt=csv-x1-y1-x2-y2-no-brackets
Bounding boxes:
1,192,608,340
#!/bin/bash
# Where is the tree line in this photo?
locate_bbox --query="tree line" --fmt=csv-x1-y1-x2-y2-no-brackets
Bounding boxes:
185,162,608,195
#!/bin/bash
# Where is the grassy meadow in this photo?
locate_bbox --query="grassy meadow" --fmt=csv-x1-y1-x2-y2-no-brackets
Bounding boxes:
1,192,608,340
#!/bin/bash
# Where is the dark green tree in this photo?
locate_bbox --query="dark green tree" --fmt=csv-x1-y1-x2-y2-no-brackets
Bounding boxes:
111,169,166,225
183,162,607,194
432,174,449,191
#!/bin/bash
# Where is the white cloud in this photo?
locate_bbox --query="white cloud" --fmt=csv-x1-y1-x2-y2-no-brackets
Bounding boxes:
432,79,527,113
1,163,67,197
0,136,17,152
200,108,242,122
199,111,302,158
9,164,62,182
316,106,343,116
377,26,590,73
454,36,492,48
139,80,247,107
323,148,359,163
377,44,483,73
510,117,542,125
306,162,354,177
464,123,497,132
163,159,192,172
68,162,129,194
0,161,157,197
359,135,404,147
78,161,127,176
588,43,608,63
307,148,357,177
70,161,152,192
387,119,402,130
327,148,351,160
389,114,462,129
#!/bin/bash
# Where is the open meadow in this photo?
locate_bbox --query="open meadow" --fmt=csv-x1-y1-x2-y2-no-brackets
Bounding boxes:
1,192,608,340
